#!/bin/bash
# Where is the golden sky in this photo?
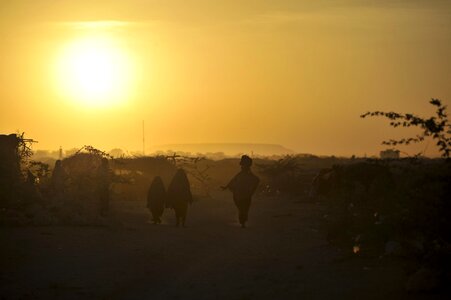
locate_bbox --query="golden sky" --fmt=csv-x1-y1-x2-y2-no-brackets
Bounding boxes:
1,0,450,156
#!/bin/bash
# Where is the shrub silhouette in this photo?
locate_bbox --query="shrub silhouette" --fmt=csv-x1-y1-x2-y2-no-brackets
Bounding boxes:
361,99,451,158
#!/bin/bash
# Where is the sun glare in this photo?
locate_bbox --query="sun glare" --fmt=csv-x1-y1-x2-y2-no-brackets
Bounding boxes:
55,35,134,107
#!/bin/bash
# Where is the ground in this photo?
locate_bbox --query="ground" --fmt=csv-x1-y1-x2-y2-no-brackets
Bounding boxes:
0,192,446,299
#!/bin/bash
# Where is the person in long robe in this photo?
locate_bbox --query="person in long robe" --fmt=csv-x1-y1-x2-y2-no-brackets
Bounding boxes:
147,176,166,224
222,155,259,228
167,169,193,227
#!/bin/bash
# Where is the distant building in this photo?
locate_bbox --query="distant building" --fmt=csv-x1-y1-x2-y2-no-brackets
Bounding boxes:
380,149,400,159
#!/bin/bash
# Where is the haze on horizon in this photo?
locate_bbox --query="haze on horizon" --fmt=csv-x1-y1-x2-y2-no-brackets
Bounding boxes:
1,0,450,157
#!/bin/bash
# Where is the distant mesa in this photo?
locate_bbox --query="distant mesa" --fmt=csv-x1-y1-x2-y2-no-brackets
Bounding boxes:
152,143,294,156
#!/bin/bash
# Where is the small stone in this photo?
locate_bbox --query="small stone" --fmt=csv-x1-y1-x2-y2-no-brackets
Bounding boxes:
385,240,402,256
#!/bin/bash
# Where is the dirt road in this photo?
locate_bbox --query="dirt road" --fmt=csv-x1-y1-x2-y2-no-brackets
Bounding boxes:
0,192,444,299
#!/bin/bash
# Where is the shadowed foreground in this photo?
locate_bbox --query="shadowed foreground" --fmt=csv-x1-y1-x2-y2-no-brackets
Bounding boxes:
0,192,446,299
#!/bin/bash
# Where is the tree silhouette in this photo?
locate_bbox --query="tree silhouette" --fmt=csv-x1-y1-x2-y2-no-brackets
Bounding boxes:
361,99,451,158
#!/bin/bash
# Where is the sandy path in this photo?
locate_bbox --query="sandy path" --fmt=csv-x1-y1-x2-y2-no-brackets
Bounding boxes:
0,192,445,299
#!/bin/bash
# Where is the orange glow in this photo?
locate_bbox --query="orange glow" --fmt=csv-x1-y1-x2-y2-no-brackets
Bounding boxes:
54,34,135,107
0,2,450,154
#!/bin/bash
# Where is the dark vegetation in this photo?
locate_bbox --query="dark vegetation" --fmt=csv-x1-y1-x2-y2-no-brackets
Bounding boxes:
361,98,451,158
316,159,450,292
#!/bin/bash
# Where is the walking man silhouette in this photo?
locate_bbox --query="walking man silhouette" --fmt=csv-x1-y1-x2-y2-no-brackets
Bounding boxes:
222,155,259,228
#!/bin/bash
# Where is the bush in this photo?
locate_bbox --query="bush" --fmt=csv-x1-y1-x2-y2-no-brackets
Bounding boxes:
319,158,451,289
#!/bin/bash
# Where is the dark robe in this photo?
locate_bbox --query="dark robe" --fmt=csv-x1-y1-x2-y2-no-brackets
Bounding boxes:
147,176,166,224
167,169,193,227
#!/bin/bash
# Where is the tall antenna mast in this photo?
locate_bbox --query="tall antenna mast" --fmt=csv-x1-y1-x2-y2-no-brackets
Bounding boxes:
142,120,145,156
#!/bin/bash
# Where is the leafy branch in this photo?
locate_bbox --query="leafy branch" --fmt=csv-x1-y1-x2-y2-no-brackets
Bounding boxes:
16,132,36,164
75,145,114,159
361,99,451,158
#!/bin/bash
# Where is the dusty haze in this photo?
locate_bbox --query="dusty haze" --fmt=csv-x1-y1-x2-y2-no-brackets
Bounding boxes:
1,0,450,156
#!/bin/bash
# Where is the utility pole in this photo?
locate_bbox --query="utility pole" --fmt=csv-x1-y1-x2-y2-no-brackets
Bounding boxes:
142,120,145,156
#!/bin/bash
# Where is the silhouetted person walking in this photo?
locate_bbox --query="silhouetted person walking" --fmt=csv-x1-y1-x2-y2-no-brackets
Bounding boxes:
167,169,193,227
147,176,166,224
222,155,259,228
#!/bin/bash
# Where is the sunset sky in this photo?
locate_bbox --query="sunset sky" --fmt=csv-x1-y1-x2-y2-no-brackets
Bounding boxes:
1,0,450,156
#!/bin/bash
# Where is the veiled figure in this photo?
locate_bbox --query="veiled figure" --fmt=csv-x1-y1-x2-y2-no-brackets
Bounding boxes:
167,169,193,227
147,176,167,224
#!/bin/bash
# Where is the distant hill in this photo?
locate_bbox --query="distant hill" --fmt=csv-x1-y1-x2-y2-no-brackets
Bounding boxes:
153,143,294,156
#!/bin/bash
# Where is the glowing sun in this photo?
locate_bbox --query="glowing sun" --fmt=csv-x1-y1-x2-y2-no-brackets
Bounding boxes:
55,36,134,107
